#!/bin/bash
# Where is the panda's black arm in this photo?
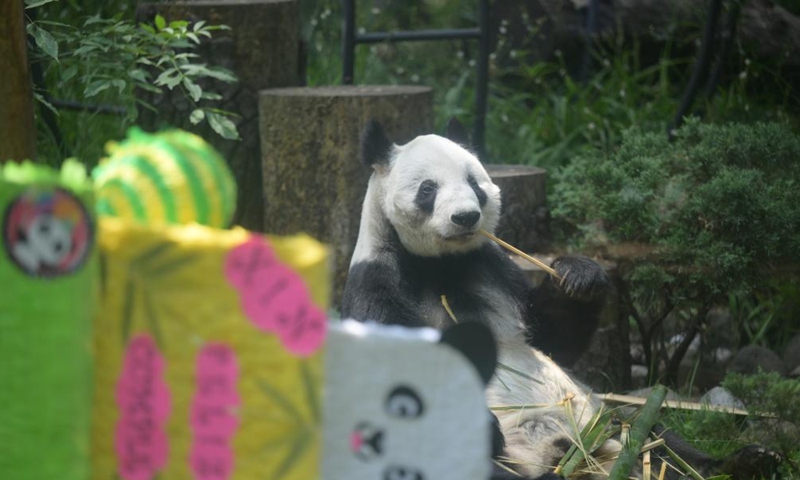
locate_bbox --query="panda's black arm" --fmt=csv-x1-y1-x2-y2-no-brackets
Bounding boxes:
341,260,426,327
525,255,611,368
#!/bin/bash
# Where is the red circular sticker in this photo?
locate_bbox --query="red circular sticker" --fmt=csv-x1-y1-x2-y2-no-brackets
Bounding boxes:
3,187,94,277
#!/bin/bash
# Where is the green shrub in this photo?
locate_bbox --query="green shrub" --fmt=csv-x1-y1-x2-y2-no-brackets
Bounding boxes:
552,120,800,383
723,372,800,462
553,119,800,296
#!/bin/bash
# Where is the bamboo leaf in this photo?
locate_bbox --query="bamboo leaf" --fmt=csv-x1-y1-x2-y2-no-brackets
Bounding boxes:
271,432,309,480
143,291,165,350
146,254,199,278
300,361,320,424
257,379,304,426
497,362,544,385
133,242,173,269
122,280,135,345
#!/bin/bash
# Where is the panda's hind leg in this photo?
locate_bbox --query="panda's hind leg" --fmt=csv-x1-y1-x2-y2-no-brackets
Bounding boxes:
525,255,612,368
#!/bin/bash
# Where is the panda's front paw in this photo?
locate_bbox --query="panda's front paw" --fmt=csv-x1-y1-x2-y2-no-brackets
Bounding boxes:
550,255,610,301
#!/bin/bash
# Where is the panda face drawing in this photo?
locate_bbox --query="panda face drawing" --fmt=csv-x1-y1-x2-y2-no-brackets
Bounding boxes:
371,133,501,258
322,321,493,480
19,214,74,268
3,187,93,277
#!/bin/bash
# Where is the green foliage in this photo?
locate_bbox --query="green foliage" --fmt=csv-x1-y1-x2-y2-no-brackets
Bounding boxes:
729,282,800,350
553,120,800,298
661,407,749,459
302,0,797,171
723,372,800,461
26,2,239,164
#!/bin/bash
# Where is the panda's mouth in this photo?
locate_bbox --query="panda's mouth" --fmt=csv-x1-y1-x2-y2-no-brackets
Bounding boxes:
442,231,476,242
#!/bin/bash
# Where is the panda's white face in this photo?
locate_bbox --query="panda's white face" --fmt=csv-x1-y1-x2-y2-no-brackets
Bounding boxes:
377,134,501,257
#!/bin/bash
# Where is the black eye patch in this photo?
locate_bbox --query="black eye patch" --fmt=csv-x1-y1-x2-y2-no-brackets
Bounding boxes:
385,385,425,419
467,175,487,207
414,180,438,215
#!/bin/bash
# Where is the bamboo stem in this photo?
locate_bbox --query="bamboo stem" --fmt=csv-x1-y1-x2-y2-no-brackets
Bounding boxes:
607,385,668,480
478,230,561,279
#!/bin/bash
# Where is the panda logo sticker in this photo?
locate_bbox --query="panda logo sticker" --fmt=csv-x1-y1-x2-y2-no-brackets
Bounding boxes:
3,187,93,277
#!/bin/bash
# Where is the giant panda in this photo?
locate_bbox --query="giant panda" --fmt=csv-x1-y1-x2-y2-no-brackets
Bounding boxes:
341,119,620,479
340,120,781,480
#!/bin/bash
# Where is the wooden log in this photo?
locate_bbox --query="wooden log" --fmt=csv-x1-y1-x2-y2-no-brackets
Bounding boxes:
259,85,433,305
486,164,548,253
136,0,300,231
0,0,36,162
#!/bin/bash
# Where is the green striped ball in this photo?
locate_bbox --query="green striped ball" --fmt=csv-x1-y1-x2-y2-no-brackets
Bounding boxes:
93,128,237,228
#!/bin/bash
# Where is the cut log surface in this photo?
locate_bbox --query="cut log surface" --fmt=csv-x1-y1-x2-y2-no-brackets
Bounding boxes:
137,0,300,231
259,85,433,305
487,164,548,253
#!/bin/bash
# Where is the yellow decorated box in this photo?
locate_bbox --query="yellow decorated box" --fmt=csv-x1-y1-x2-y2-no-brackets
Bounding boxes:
93,217,330,480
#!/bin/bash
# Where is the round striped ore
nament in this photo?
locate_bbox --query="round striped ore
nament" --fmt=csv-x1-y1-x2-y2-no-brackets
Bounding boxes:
93,128,237,228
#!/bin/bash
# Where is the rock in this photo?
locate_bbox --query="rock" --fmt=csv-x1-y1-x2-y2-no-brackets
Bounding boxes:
700,386,746,411
705,307,740,352
790,365,800,378
728,345,787,376
627,386,683,403
782,333,800,373
631,364,648,389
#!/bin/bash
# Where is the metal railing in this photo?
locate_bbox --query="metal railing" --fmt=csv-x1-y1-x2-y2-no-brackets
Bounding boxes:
341,0,491,156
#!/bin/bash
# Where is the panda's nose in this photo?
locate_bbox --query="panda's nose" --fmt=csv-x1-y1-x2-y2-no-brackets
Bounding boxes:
451,211,481,228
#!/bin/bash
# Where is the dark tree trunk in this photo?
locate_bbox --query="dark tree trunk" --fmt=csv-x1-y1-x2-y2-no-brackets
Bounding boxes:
1,0,36,162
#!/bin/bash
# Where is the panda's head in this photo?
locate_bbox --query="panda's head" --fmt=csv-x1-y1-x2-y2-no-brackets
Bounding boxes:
361,120,501,257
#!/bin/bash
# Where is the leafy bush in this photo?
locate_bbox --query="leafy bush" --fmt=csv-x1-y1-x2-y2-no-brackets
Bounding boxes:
552,120,800,383
26,1,239,164
553,120,800,295
723,372,800,465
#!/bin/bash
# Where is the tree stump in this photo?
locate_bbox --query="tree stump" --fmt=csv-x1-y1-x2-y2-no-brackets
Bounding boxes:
0,0,36,162
136,0,300,231
486,165,549,253
259,85,433,305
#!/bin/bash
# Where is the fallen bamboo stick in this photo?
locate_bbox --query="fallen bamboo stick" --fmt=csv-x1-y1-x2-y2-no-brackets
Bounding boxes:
598,393,757,417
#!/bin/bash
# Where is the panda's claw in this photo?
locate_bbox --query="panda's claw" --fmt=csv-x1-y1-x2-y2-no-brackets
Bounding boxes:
550,255,610,301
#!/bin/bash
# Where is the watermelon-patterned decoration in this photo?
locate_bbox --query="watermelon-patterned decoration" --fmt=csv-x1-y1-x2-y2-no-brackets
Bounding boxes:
93,128,237,228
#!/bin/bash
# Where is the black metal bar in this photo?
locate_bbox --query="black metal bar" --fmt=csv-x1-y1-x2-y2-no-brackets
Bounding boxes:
339,0,491,156
49,99,127,116
669,0,723,138
579,0,599,83
356,28,481,44
342,0,356,85
474,0,490,156
703,0,742,99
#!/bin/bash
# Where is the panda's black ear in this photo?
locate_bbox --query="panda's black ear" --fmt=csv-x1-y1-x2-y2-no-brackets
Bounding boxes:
439,322,497,385
445,117,471,148
360,120,393,169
